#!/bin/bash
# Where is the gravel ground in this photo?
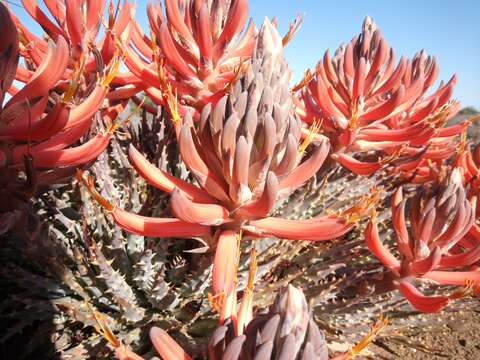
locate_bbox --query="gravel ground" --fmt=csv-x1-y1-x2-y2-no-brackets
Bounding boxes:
368,310,480,360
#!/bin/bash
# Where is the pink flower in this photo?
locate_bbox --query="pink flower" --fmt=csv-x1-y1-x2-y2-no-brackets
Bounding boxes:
365,169,480,312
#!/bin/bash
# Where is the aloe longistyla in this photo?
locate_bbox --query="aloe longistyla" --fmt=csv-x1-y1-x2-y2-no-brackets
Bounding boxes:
365,168,480,312
0,1,131,237
17,0,133,72
14,0,135,120
296,16,465,176
80,20,363,310
107,285,386,360
124,0,256,109
1,0,134,173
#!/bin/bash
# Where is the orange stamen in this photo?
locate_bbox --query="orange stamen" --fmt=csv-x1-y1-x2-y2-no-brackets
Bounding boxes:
282,13,304,47
92,309,121,348
341,187,380,223
76,170,115,212
291,68,314,93
298,118,322,154
348,314,388,358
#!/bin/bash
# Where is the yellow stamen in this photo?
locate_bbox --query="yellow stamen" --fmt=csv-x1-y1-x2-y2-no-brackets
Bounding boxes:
208,229,243,314
457,129,468,156
101,55,122,87
291,69,314,93
156,58,182,125
282,13,304,47
76,170,115,212
350,106,359,130
91,308,121,348
298,119,322,154
102,39,127,87
426,101,458,129
17,27,29,47
167,87,182,124
348,314,388,358
380,146,405,165
449,279,475,300
341,187,380,223
150,32,158,51
208,292,225,313
224,59,250,94
246,246,257,293
63,54,86,102
233,229,243,286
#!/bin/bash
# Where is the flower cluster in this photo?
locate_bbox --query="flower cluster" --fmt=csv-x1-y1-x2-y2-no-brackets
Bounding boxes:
365,169,479,312
0,1,136,237
296,17,466,177
124,0,256,109
79,19,364,313
97,285,387,360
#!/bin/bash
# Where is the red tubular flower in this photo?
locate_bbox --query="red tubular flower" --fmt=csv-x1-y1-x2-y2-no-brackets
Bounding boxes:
1,1,136,177
296,16,464,176
1,3,111,218
80,20,358,309
19,0,132,68
149,328,193,360
365,169,479,312
125,0,257,109
453,137,480,200
77,170,210,239
14,0,135,110
244,215,354,241
212,231,238,296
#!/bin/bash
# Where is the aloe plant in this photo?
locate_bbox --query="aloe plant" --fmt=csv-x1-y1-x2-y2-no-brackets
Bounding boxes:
1,1,479,360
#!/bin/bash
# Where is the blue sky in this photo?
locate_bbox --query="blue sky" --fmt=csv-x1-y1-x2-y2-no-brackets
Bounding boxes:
10,0,480,108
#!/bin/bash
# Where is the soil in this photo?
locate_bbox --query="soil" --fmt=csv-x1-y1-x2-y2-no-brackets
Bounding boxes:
370,310,480,360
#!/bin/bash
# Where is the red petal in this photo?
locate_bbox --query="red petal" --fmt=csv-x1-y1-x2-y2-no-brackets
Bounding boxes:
128,145,215,203
439,245,480,269
6,36,69,108
365,216,400,270
409,247,442,275
30,132,111,168
247,215,353,241
423,270,480,286
149,327,193,360
279,138,329,195
238,171,279,219
332,153,382,176
170,189,229,226
397,280,449,313
112,207,210,238
212,230,238,295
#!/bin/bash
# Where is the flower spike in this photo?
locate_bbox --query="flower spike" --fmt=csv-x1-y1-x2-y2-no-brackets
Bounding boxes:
297,16,462,177
125,0,257,108
365,170,479,312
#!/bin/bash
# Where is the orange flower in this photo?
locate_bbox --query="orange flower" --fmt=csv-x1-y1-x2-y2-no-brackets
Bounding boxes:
79,20,356,307
296,16,464,176
365,169,480,312
125,0,256,109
